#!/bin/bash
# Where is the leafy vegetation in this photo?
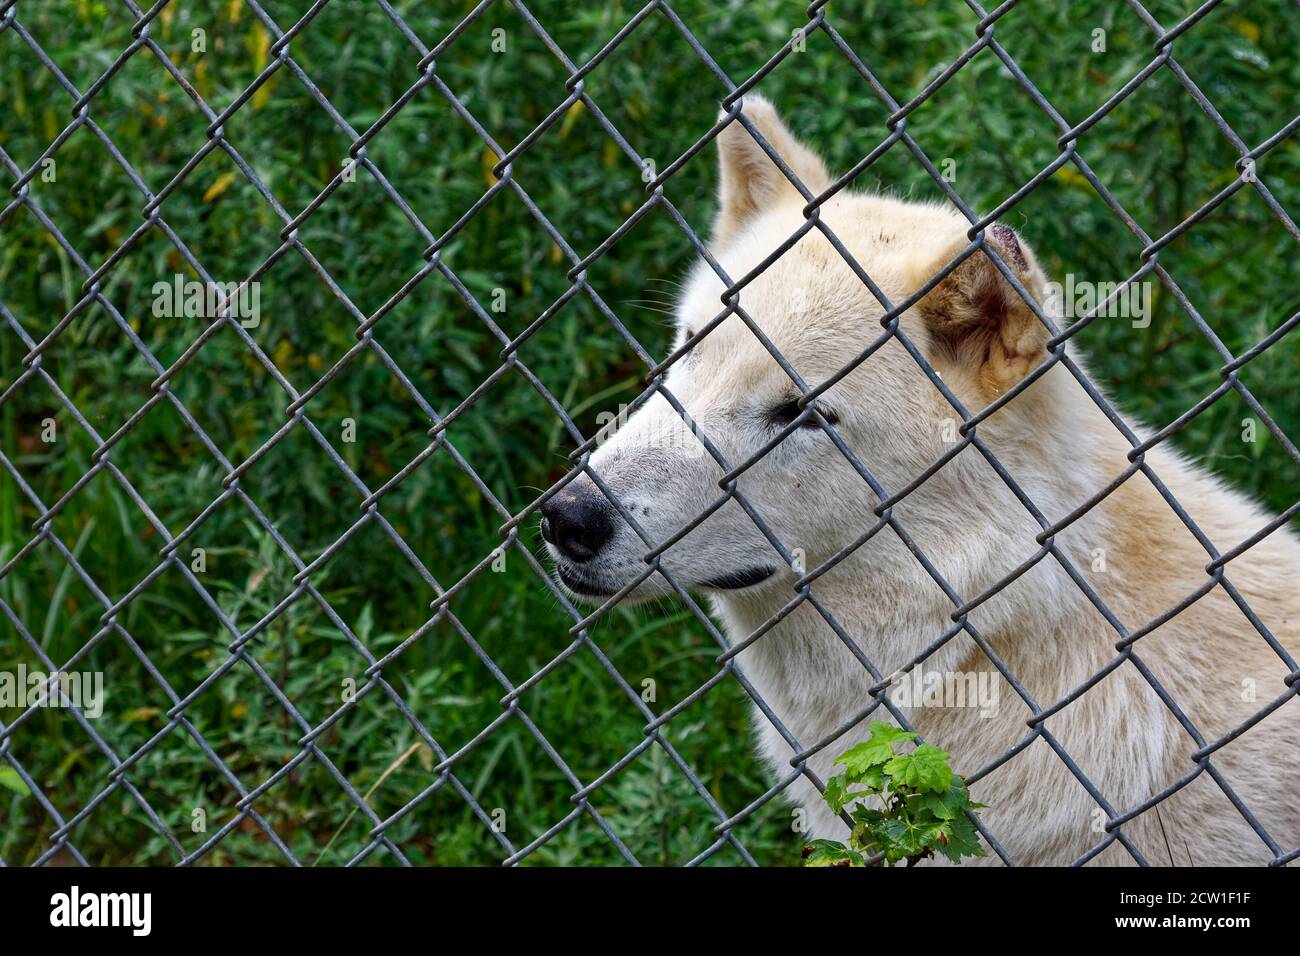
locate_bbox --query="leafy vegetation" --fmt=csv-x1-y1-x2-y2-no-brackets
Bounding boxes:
804,721,986,867
0,0,1295,865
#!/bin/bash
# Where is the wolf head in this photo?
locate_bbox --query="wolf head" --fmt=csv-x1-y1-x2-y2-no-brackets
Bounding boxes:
543,95,1064,603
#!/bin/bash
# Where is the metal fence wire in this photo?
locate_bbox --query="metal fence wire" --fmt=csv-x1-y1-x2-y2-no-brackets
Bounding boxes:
1,0,1298,867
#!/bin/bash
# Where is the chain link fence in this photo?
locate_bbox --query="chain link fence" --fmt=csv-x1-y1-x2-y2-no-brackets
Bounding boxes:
1,0,1297,866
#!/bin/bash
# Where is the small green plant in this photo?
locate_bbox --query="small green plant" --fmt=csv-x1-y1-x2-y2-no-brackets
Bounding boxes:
802,721,987,867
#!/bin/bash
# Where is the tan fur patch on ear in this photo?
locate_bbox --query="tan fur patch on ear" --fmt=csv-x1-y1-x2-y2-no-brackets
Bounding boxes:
982,320,1045,396
913,227,1052,399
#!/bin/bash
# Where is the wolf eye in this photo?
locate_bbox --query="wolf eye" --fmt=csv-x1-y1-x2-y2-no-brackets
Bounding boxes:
768,399,838,430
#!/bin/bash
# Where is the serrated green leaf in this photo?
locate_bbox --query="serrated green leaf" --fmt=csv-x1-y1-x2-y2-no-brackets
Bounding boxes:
856,764,886,792
913,817,950,851
802,839,862,867
921,778,970,819
826,772,883,814
884,743,953,793
835,721,915,775
823,773,850,813
850,803,886,829
931,815,987,863
880,817,925,857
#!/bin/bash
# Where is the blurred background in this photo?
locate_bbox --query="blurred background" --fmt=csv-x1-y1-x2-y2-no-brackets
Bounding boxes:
1,0,1296,865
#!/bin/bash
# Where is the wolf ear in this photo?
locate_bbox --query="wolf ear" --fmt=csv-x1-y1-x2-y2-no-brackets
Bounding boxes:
713,95,831,247
912,223,1054,398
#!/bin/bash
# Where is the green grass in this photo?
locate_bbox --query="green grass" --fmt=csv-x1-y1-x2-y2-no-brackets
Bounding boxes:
0,0,1296,865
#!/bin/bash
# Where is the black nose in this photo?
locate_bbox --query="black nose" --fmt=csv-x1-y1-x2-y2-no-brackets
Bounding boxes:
540,489,615,562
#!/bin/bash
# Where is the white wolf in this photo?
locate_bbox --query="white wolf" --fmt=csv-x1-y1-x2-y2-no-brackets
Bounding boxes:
541,96,1300,865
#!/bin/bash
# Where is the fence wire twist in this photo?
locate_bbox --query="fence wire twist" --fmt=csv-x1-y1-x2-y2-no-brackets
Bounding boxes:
1,0,1298,866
